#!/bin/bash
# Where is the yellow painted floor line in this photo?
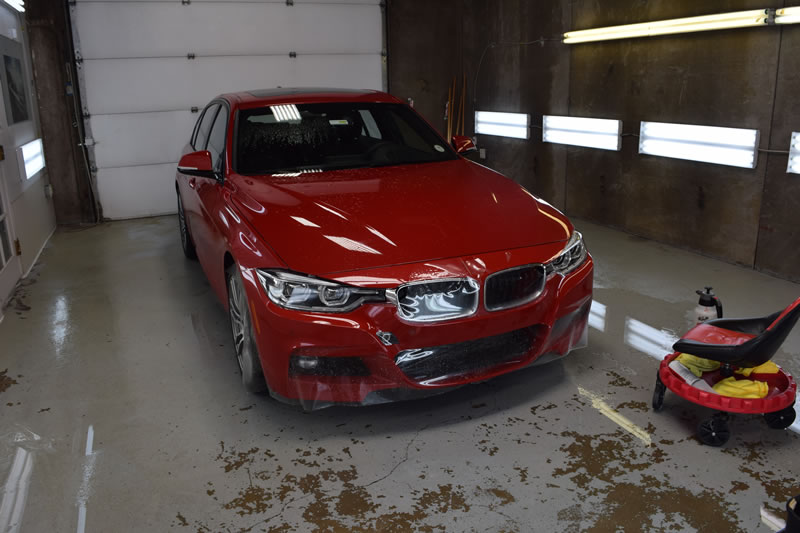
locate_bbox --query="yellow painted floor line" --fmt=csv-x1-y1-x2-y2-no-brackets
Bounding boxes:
578,386,652,446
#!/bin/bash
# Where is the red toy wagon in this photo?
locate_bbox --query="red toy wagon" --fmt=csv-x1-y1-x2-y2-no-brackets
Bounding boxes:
652,296,799,446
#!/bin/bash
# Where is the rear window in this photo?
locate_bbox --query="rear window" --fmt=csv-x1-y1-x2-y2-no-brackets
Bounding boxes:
235,102,456,175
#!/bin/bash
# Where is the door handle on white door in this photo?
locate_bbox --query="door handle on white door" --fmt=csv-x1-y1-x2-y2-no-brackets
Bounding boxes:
188,178,197,189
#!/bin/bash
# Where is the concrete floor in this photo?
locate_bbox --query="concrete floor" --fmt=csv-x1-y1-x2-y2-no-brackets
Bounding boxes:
0,216,798,532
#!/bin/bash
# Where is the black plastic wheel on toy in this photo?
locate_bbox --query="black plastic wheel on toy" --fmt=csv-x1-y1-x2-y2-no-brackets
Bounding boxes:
652,373,666,412
697,415,731,446
764,406,797,430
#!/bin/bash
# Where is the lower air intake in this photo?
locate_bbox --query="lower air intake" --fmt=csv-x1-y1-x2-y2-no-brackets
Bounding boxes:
395,326,540,384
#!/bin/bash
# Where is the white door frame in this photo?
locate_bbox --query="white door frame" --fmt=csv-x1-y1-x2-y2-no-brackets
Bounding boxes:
0,155,22,318
0,30,22,317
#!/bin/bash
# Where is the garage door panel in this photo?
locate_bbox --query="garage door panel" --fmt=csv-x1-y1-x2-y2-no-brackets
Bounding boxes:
82,55,383,115
91,112,196,169
75,3,382,59
97,164,178,220
73,0,384,219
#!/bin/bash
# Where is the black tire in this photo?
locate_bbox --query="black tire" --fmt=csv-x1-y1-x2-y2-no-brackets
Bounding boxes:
177,192,197,259
226,265,268,393
652,373,666,412
697,416,730,447
764,407,796,430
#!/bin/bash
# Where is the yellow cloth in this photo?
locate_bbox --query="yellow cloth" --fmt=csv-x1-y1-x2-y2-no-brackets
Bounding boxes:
712,377,769,399
735,361,780,377
677,353,721,378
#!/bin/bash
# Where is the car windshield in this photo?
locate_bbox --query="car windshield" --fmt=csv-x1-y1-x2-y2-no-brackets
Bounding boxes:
235,102,457,175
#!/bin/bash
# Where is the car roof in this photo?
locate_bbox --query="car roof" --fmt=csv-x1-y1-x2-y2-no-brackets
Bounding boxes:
221,88,403,109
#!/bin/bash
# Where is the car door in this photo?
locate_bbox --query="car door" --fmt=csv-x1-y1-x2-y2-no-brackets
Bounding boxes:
179,102,219,256
192,102,231,288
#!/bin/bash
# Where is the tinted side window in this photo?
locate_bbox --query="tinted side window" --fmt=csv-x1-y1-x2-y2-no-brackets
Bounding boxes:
194,104,220,150
207,107,228,172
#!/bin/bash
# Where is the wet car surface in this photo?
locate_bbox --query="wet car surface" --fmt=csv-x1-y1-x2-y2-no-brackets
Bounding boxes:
176,89,592,407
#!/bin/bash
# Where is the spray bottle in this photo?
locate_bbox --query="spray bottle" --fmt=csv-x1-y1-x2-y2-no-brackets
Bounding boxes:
694,287,723,324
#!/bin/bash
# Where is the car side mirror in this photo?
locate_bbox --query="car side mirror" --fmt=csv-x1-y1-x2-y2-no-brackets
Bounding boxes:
178,150,218,180
452,135,477,155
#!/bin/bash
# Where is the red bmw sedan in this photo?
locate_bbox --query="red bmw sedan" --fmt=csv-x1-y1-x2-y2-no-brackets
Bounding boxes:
176,88,593,410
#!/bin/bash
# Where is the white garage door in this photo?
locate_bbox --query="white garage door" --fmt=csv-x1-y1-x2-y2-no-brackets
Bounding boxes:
70,0,384,219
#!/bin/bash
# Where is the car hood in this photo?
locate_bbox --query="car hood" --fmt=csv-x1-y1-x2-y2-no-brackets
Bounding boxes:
230,159,573,275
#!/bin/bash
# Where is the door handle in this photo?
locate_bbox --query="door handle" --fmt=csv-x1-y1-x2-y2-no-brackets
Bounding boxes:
188,177,197,189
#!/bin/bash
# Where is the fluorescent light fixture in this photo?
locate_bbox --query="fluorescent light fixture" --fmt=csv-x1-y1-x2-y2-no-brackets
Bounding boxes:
18,138,45,180
543,115,622,151
776,6,800,24
3,0,24,12
563,8,783,44
639,121,759,169
475,111,530,140
270,104,301,122
789,132,800,175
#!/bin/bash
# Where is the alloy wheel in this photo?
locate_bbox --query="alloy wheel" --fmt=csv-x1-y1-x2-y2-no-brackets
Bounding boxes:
228,272,248,373
177,193,196,259
178,195,188,250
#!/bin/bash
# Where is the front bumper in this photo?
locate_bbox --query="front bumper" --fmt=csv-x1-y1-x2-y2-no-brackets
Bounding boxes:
242,247,593,410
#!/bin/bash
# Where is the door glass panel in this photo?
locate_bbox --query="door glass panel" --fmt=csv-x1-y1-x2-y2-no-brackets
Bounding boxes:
206,109,227,172
3,53,29,124
194,104,219,151
0,185,6,265
0,219,11,265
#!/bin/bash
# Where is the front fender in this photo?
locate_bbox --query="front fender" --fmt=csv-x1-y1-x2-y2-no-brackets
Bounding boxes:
210,191,286,308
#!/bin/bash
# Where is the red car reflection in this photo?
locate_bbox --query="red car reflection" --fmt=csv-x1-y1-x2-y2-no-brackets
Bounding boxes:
176,88,593,410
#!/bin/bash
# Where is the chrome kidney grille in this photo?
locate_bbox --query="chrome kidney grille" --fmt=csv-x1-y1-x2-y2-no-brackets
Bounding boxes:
484,264,546,311
390,278,480,323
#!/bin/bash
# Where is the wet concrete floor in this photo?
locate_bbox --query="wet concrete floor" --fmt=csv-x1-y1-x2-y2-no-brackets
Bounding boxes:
0,216,798,532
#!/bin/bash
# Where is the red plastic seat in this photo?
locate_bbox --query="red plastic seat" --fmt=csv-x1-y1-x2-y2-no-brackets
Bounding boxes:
673,296,800,368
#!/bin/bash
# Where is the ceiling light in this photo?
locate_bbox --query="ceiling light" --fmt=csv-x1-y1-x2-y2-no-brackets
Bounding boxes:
563,8,783,44
3,0,24,12
776,6,800,24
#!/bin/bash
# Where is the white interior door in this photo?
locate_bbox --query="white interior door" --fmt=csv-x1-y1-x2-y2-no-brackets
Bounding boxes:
0,140,21,312
0,7,56,317
70,0,385,220
0,16,20,310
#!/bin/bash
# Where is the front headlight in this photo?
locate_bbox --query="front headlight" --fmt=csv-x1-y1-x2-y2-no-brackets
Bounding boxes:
547,231,587,276
256,270,384,313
